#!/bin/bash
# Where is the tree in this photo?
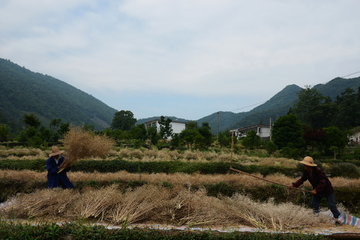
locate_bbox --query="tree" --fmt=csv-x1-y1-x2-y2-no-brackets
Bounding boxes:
131,124,148,141
292,86,331,128
242,130,261,150
197,122,213,148
186,121,198,130
0,124,10,142
179,128,198,148
170,133,181,147
111,110,137,131
39,126,53,142
22,113,41,129
272,114,305,150
147,126,160,146
218,129,231,147
266,141,278,155
323,126,348,157
158,116,173,140
49,118,62,133
302,126,327,153
57,123,70,139
334,88,360,130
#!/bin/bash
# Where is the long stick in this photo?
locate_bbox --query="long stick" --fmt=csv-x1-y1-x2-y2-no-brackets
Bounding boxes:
229,167,312,193
230,131,234,168
230,130,310,193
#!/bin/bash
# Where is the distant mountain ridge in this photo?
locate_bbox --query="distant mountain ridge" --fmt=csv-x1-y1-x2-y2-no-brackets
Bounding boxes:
196,77,360,135
1,58,360,135
0,58,117,130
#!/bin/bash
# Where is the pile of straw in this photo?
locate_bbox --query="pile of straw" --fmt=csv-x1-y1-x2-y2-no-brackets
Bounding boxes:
61,127,115,168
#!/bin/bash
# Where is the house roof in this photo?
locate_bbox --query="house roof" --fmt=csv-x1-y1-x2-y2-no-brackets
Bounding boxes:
232,124,270,132
144,119,187,124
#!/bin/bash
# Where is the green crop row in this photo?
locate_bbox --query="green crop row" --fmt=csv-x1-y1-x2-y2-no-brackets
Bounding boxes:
2,158,360,178
0,159,301,177
0,220,331,240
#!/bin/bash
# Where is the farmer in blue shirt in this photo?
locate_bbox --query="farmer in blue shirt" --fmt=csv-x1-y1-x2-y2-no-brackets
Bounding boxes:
46,146,74,189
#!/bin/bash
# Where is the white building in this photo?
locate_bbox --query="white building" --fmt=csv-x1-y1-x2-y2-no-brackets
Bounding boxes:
349,127,360,145
144,119,187,139
230,124,271,140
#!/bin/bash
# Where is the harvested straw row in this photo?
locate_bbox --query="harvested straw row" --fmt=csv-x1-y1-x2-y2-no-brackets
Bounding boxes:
1,169,360,189
1,185,334,230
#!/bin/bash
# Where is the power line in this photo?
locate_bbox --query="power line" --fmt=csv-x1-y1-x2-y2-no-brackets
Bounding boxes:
229,70,360,113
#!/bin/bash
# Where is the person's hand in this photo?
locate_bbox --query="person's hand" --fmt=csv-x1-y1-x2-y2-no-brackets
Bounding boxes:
311,189,317,195
58,163,65,169
288,184,294,189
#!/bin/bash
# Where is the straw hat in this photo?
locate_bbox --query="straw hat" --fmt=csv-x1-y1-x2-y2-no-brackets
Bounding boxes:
49,146,64,157
299,156,317,167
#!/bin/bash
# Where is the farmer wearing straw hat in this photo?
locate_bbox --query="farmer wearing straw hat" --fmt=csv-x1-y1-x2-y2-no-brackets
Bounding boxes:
46,146,74,189
288,156,341,225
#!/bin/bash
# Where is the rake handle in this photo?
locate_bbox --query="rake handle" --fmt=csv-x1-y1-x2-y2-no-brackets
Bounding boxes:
229,167,312,193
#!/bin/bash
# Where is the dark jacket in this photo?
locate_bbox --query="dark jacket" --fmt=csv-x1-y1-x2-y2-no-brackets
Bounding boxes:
292,167,334,197
46,156,74,189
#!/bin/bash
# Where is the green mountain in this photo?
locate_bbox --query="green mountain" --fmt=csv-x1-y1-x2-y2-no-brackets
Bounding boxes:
2,57,360,136
313,77,360,100
197,77,360,135
0,58,117,130
196,111,249,135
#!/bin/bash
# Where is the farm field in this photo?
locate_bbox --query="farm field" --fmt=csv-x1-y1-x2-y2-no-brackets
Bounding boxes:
1,146,360,239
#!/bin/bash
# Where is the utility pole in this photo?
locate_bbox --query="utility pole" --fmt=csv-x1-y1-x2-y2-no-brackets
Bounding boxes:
217,112,219,142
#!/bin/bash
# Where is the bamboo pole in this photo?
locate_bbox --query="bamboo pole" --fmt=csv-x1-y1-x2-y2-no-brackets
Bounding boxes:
229,167,312,193
230,130,234,168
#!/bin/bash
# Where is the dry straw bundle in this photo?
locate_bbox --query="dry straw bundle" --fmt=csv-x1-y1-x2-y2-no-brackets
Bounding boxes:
60,126,115,171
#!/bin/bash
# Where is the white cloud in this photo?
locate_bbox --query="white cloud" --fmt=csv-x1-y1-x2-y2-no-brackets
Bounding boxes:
1,0,360,119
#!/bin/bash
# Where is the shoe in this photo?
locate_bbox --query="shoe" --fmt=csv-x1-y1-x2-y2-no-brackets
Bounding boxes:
335,220,342,226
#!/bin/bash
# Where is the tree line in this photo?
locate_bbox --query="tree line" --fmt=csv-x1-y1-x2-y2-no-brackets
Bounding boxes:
1,86,360,160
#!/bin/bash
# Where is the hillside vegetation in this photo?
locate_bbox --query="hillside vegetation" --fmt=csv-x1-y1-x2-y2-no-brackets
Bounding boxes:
197,77,360,135
0,58,117,130
1,57,360,135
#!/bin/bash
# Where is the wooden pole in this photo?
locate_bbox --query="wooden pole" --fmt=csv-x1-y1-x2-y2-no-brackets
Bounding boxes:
229,167,312,193
230,130,234,168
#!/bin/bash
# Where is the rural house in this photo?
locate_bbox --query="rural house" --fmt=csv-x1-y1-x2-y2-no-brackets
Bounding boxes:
349,126,360,146
144,119,187,138
230,124,271,140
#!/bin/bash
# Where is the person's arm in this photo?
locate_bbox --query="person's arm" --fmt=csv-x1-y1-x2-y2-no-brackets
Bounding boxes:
290,172,308,188
58,157,71,172
46,158,58,174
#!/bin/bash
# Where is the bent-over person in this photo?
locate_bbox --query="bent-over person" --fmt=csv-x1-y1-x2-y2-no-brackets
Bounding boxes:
46,146,74,189
288,156,341,226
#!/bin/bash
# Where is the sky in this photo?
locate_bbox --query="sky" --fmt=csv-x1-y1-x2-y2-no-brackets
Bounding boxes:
1,0,360,121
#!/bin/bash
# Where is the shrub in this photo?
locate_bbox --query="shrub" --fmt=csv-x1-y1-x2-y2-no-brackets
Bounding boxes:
330,162,360,178
310,151,321,161
204,182,235,197
265,141,278,155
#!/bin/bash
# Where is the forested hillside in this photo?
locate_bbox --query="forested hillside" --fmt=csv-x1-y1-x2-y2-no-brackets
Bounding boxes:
199,77,360,135
0,58,117,130
1,57,360,136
